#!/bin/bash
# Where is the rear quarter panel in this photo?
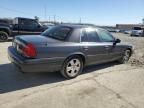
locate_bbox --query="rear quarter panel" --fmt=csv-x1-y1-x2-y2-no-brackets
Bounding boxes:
35,42,82,60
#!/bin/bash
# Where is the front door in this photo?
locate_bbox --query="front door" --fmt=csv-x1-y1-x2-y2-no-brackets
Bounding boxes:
96,29,122,61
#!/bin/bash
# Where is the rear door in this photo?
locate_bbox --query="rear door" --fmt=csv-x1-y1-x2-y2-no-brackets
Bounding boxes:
81,28,110,65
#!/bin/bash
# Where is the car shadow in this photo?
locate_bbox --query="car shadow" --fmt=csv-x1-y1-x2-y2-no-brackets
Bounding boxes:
83,61,119,74
0,62,119,94
0,63,65,94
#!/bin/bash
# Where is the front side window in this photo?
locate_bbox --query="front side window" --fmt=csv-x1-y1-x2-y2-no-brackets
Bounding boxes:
97,29,115,42
42,26,72,41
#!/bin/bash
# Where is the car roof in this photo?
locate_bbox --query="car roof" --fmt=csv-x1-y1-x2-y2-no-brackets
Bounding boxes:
58,24,98,29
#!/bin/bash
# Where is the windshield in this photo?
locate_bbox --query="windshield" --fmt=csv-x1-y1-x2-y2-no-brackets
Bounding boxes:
41,26,72,41
133,27,142,30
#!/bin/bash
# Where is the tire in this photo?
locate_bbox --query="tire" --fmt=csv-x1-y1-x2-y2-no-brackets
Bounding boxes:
61,56,83,79
118,50,131,64
0,31,8,41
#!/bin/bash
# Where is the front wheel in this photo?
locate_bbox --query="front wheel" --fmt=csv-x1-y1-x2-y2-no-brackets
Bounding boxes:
118,50,131,64
61,56,83,79
0,31,8,41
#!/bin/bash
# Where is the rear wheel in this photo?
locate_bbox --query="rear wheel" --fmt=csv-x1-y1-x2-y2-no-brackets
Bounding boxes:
61,56,83,79
0,31,8,41
118,50,131,64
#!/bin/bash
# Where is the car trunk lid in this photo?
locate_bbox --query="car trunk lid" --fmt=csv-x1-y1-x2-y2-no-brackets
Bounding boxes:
13,35,61,58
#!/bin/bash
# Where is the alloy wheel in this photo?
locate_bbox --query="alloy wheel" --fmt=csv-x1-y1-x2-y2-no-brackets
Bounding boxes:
66,59,81,77
123,50,130,63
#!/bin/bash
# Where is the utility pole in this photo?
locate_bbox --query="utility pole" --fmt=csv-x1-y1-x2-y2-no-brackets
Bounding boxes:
44,5,47,21
79,17,81,24
54,15,56,23
49,16,50,22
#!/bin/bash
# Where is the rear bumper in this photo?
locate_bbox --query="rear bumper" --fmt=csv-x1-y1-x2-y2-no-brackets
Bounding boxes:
8,46,64,72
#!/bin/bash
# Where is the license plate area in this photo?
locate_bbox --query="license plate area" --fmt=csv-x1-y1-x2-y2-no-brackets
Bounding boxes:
13,40,23,54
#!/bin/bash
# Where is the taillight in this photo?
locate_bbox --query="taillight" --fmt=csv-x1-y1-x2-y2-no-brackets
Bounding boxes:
22,43,37,58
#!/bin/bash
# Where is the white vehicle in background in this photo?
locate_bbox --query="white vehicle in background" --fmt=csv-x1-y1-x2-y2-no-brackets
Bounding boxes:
124,30,132,34
107,29,120,33
115,29,120,33
131,27,143,37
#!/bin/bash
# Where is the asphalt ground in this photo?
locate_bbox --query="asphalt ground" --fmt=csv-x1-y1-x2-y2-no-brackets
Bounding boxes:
0,33,144,108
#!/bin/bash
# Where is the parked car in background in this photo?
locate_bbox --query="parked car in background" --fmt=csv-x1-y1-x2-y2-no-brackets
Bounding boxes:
107,29,120,33
124,30,132,34
119,29,125,33
41,23,55,29
115,29,120,33
0,17,48,41
131,27,143,37
8,24,133,79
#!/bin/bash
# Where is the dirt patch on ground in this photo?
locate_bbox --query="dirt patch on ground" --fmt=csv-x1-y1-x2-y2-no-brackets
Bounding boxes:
129,49,144,67
113,33,144,67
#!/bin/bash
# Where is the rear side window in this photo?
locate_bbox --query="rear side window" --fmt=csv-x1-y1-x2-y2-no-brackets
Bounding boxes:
86,29,100,42
97,29,115,42
81,30,88,42
81,28,100,42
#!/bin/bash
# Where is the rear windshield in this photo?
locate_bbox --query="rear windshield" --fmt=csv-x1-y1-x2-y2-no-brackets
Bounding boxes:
42,26,72,41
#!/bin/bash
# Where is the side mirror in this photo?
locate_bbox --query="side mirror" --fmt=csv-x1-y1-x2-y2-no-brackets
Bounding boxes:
113,38,121,45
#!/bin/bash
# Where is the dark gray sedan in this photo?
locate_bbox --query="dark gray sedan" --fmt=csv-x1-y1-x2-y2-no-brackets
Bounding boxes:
8,25,133,79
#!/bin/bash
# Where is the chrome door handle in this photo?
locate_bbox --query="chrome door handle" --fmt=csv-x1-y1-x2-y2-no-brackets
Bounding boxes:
104,46,110,49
